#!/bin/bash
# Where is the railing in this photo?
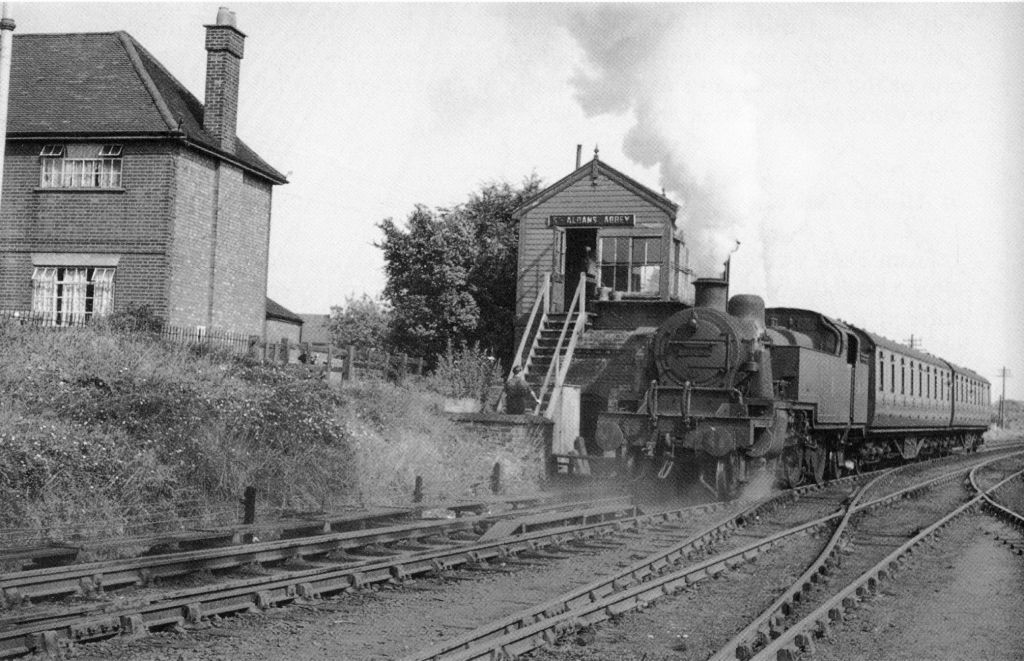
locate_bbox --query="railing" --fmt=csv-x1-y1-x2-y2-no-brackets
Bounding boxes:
498,273,551,413
534,272,587,416
511,272,550,379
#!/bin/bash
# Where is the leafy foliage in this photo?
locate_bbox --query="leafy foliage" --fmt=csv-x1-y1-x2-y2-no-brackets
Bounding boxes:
377,177,542,368
0,322,546,540
427,341,503,401
329,293,392,350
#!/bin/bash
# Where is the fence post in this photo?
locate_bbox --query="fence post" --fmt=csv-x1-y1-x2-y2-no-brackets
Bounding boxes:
413,475,424,503
382,352,391,382
417,356,424,376
490,462,502,495
345,345,355,381
324,345,333,377
248,335,260,361
279,337,289,364
242,486,257,525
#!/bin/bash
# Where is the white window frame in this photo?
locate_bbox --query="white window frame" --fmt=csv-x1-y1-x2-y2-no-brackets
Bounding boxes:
31,266,115,326
39,143,123,189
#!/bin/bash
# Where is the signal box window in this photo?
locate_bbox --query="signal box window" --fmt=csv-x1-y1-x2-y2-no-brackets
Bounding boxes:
31,267,115,326
599,236,661,296
40,143,123,189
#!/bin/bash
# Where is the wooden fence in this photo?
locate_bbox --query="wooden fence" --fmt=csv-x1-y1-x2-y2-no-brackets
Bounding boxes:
0,310,422,384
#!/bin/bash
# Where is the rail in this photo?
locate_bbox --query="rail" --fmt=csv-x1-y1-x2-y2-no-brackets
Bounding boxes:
534,272,586,416
511,272,550,380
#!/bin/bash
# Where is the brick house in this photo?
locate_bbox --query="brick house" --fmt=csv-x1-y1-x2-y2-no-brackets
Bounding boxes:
0,8,287,336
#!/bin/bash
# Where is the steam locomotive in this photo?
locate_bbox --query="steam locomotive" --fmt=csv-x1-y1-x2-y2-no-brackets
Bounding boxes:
594,278,992,499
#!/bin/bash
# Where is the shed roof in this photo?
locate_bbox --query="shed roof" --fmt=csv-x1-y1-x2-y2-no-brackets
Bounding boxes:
266,298,303,324
8,32,287,184
513,154,679,221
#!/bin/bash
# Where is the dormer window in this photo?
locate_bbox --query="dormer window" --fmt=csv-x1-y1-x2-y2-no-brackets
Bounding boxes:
40,143,123,189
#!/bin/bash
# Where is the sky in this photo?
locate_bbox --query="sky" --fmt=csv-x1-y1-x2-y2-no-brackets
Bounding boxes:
9,2,1024,400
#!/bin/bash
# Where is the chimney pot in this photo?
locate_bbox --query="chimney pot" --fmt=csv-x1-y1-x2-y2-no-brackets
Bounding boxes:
216,7,237,27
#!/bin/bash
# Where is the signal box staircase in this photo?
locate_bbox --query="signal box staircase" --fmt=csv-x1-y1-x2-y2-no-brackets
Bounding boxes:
506,273,591,417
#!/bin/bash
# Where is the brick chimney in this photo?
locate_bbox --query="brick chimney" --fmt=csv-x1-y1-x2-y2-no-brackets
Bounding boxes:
203,7,245,153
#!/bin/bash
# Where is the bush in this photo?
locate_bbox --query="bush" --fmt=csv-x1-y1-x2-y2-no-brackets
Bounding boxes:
427,341,503,401
0,322,544,542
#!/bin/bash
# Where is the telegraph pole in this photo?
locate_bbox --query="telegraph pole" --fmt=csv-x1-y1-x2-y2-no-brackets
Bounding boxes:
903,334,922,350
997,367,1011,428
0,3,14,209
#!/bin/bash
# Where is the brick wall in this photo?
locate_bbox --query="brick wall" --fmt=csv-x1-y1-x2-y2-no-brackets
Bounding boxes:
1,140,274,336
449,413,553,452
169,148,216,326
266,317,301,344
210,167,271,335
0,140,173,315
448,412,553,484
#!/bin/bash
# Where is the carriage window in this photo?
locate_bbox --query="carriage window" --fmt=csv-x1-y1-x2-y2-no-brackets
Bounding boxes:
901,358,905,395
890,356,896,393
909,361,915,396
878,353,885,391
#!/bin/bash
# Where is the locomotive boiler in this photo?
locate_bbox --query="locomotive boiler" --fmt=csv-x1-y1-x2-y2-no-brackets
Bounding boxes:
594,278,991,499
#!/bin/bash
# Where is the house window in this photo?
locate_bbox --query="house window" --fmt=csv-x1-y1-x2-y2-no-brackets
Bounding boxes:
40,143,123,189
31,267,115,326
599,236,662,295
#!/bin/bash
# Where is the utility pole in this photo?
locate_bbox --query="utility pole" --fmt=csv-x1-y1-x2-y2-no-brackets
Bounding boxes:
997,367,1011,428
903,334,922,350
0,3,15,211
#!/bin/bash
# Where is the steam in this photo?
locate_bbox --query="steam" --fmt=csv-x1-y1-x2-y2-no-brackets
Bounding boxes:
565,6,815,288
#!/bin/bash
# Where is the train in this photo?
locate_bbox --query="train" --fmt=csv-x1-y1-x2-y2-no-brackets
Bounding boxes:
593,278,992,499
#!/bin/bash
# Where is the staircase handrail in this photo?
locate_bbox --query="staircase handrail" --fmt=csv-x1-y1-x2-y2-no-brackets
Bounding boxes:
510,272,550,379
544,283,588,418
534,272,587,416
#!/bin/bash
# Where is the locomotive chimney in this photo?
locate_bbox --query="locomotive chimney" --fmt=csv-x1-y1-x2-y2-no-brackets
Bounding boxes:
693,278,728,312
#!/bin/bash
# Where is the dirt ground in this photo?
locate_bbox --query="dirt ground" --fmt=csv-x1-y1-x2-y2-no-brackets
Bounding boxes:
65,507,729,661
812,515,1024,661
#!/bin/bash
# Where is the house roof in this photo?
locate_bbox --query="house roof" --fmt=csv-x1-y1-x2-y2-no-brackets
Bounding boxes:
513,154,679,221
8,32,287,184
266,298,303,324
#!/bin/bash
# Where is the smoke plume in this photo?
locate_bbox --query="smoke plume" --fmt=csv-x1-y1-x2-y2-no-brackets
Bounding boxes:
565,6,813,288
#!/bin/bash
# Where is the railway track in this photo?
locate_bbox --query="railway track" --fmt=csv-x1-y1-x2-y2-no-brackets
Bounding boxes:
3,446,1019,659
400,448,1022,661
0,496,727,658
744,450,1024,661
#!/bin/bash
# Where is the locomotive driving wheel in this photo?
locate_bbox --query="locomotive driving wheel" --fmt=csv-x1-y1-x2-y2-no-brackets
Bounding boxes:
781,446,804,488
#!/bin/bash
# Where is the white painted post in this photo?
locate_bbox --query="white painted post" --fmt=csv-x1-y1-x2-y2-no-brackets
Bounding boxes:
0,4,15,212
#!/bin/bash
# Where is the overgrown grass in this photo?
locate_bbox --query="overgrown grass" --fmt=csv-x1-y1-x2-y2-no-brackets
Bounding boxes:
0,321,543,545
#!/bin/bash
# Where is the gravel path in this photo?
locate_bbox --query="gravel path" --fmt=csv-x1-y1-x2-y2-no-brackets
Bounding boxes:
812,516,1024,661
68,507,730,661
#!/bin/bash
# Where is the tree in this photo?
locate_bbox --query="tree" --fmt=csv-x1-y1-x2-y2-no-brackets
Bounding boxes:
377,177,542,368
329,293,391,349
